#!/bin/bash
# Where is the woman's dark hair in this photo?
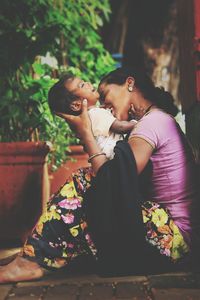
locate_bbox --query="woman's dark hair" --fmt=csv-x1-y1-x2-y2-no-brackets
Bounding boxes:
99,67,179,117
48,73,78,115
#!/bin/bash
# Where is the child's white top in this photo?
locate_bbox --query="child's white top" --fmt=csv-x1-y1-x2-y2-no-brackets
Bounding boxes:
88,107,123,159
88,107,116,136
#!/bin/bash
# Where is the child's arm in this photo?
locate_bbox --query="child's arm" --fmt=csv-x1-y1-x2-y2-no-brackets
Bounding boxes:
110,119,137,134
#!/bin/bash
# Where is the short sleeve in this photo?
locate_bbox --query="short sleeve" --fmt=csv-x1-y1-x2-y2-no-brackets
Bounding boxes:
88,108,116,137
128,111,166,149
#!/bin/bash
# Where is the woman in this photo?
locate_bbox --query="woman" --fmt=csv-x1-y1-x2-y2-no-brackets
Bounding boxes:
0,67,199,283
98,68,199,251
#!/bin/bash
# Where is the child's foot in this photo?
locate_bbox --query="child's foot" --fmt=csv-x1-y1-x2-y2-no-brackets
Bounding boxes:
0,256,43,283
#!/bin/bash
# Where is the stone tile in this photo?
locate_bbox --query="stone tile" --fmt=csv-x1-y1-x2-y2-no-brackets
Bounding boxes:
16,274,148,288
148,272,199,288
115,282,149,299
44,284,78,300
0,285,13,300
152,288,200,300
79,283,114,300
192,272,200,287
6,286,46,300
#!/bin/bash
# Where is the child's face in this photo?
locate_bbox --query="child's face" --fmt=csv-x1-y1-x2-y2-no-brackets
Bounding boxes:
65,77,99,107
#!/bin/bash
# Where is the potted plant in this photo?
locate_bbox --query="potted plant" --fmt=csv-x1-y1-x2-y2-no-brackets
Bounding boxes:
0,141,51,244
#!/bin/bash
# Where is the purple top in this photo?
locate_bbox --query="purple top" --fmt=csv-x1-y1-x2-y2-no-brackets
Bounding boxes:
129,109,197,245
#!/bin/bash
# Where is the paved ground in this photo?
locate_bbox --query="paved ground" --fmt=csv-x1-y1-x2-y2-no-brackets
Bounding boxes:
1,249,200,299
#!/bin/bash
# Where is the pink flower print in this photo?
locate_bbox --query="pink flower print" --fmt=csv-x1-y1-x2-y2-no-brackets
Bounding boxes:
61,213,75,224
85,233,93,244
147,228,157,239
62,241,67,247
58,198,82,210
68,243,74,249
32,233,39,240
49,242,56,248
162,248,171,257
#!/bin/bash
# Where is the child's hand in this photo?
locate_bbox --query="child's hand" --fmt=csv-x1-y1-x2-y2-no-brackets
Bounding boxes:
129,104,146,120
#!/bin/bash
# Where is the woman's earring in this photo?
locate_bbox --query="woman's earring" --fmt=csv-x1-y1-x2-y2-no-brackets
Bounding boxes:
128,86,133,92
128,104,133,116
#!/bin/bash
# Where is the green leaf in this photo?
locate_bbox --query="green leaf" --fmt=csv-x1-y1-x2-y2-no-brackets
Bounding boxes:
32,62,46,76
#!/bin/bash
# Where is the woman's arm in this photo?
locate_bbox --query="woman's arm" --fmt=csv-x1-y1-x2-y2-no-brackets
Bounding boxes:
82,132,107,174
56,99,107,175
128,137,153,174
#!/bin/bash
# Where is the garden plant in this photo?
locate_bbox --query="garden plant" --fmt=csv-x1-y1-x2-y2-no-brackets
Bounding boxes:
0,0,115,170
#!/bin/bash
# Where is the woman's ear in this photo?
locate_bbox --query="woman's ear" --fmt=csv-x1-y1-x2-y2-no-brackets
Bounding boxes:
70,100,82,113
126,77,135,92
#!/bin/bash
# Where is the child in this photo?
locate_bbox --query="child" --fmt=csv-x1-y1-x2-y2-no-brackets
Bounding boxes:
48,74,137,159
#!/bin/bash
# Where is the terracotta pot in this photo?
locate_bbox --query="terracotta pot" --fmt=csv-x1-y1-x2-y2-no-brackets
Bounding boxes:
49,145,89,195
0,142,51,245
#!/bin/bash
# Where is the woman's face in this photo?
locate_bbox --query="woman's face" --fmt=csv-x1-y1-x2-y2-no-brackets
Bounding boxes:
65,77,99,106
98,82,131,120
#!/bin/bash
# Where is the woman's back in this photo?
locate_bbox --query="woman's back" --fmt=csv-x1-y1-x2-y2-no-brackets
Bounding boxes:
129,109,198,245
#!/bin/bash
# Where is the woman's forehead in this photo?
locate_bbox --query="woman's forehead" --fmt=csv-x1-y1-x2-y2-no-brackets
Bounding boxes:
98,83,109,95
98,83,118,98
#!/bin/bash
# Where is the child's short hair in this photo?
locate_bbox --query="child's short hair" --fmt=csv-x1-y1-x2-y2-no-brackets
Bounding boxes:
48,74,78,114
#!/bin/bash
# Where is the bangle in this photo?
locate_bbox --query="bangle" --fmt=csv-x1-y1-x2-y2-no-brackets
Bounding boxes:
88,152,106,163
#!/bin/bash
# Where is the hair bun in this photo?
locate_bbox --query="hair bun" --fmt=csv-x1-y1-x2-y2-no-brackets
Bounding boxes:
154,87,179,117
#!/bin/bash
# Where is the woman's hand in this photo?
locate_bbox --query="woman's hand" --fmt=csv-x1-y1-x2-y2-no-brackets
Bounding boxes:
56,99,107,174
55,99,93,142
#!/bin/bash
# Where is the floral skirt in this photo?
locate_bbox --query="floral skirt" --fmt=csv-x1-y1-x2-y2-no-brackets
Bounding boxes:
22,167,189,269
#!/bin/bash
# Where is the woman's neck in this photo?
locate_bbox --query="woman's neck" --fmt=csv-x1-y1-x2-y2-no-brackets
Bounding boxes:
145,103,155,114
130,92,156,119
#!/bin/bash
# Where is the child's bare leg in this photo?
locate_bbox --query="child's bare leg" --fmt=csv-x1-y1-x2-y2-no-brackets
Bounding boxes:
0,255,43,283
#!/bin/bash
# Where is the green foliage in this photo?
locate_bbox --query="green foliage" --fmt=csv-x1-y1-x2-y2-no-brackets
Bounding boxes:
0,0,116,170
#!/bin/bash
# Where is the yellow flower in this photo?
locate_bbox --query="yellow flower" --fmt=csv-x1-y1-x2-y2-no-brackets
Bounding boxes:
43,257,66,268
173,234,184,248
35,222,43,235
169,220,189,260
62,251,68,258
143,215,150,223
151,208,168,227
169,220,180,234
44,257,53,267
23,244,35,257
60,181,77,197
70,225,79,237
142,209,150,223
39,208,61,223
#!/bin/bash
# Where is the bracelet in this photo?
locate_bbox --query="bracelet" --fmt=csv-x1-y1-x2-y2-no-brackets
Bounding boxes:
88,152,106,163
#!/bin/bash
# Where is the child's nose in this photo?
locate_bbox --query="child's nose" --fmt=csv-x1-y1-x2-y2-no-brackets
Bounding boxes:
86,82,92,89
